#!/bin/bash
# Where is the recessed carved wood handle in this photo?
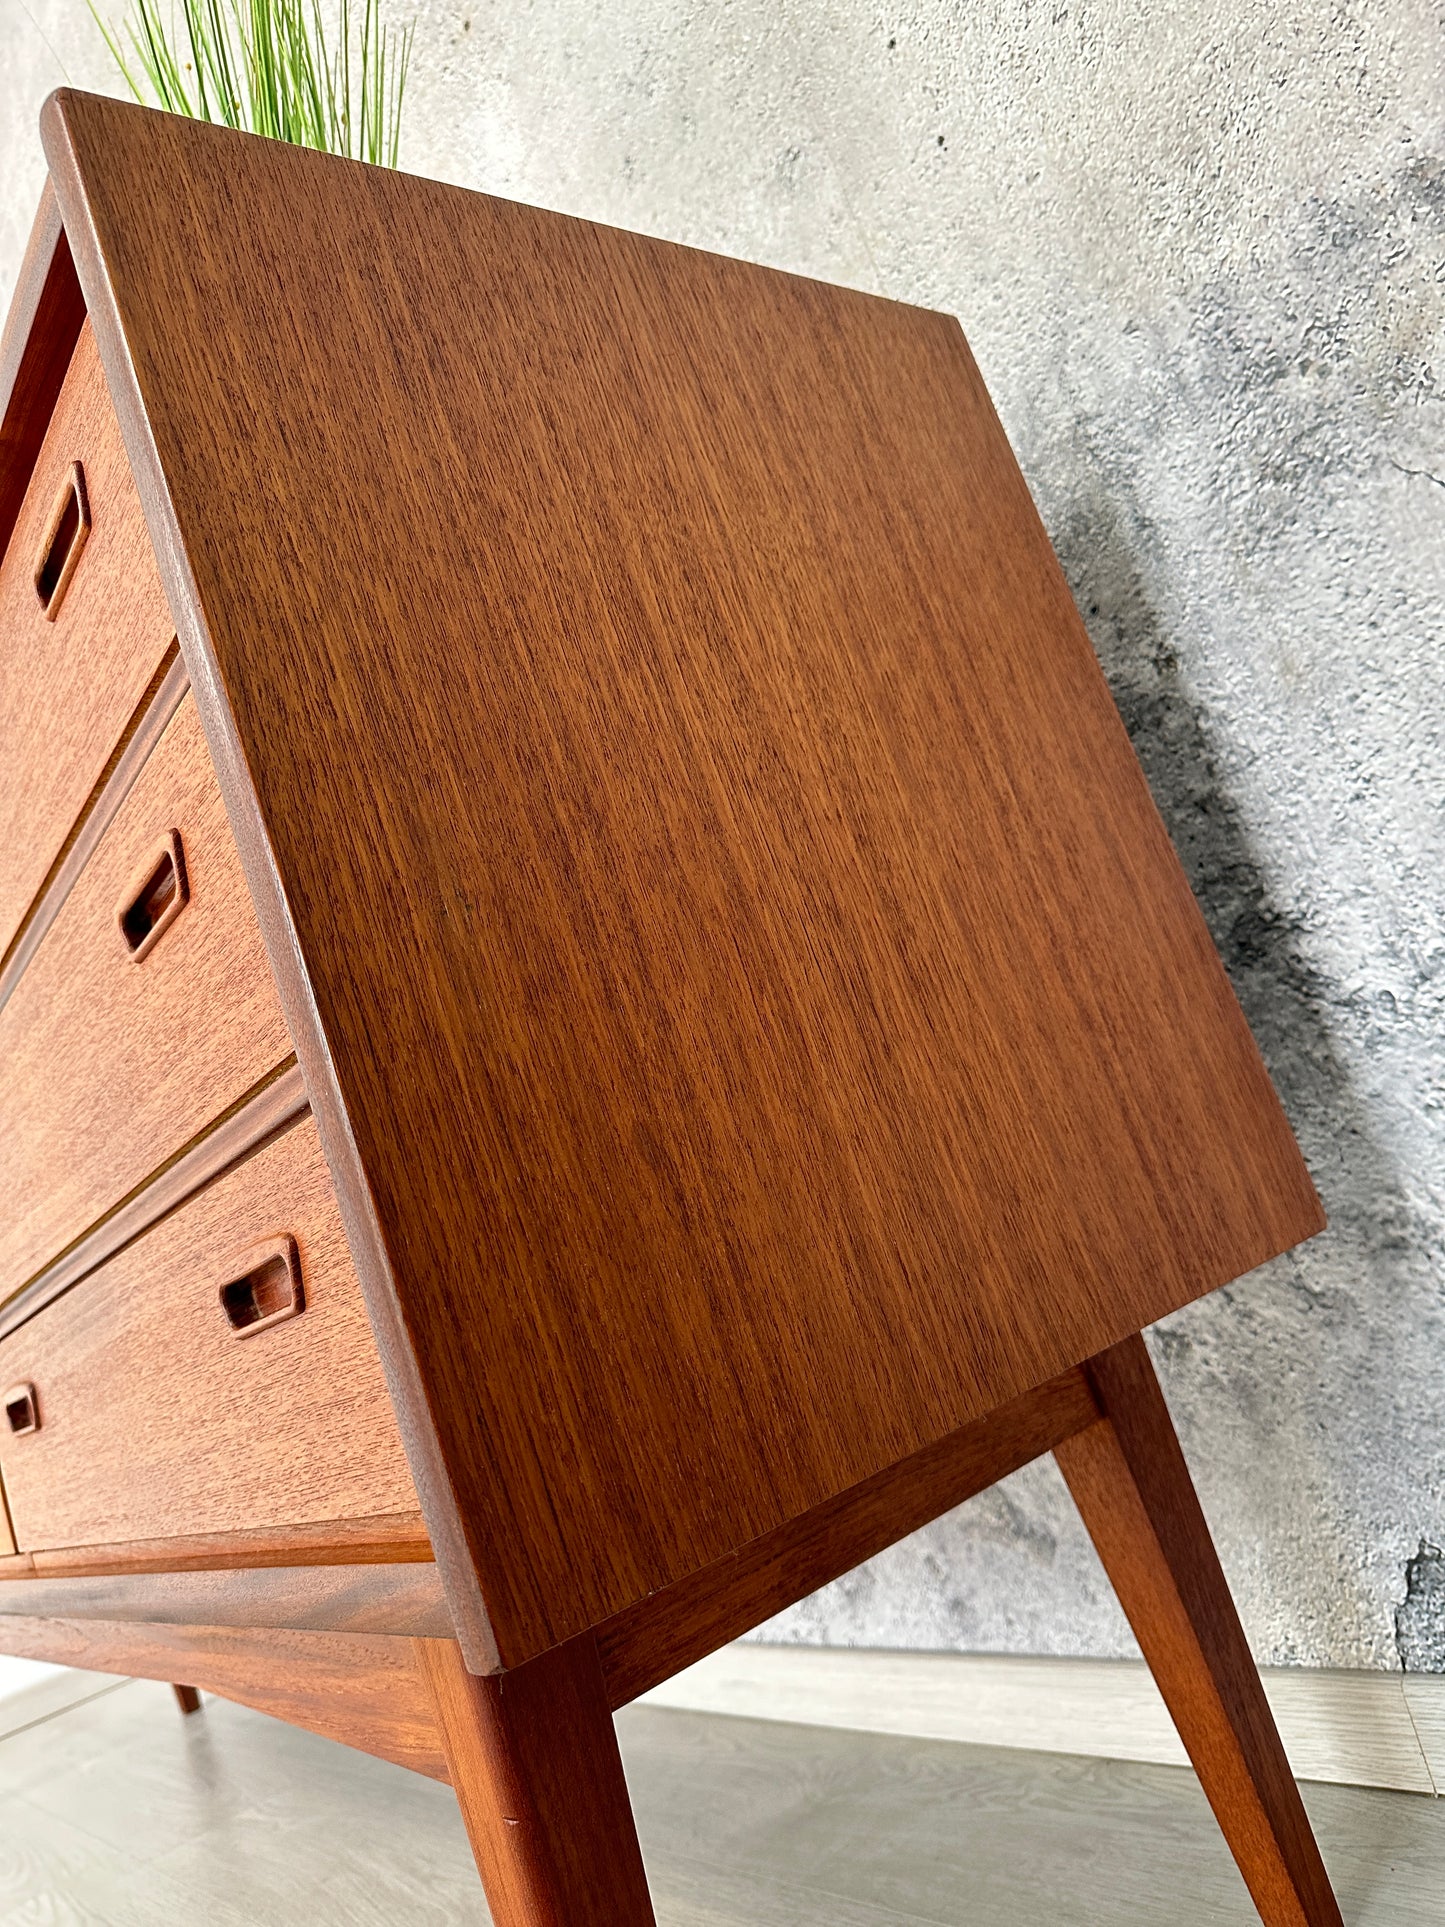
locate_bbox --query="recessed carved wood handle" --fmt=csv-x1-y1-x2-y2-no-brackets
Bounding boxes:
219,1238,304,1338
3,1384,38,1436
33,461,91,619
116,831,189,962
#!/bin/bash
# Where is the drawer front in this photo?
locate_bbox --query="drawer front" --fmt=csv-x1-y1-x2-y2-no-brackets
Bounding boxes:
0,691,295,1297
0,320,175,960
0,1117,418,1551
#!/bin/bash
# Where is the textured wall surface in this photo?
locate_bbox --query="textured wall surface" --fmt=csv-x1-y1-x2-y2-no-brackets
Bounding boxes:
2,1,1442,1672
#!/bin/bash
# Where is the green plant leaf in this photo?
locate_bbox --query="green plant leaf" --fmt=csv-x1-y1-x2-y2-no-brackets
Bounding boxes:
92,0,414,164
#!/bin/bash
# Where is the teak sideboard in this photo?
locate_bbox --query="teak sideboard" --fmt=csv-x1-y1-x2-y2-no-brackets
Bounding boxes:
0,90,1341,1926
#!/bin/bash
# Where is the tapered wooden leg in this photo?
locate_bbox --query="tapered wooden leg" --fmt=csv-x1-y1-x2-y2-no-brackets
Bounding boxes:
415,1633,656,1927
1055,1333,1341,1927
171,1683,202,1716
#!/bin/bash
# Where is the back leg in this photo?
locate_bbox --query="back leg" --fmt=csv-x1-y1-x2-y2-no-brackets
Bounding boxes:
1056,1333,1341,1927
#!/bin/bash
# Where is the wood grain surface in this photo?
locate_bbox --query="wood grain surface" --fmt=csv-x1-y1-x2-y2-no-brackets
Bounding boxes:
0,645,189,1017
598,1366,1098,1707
0,1116,418,1553
0,1614,450,1780
47,94,1324,1670
0,1561,450,1635
418,1635,657,1925
0,1508,431,1579
1056,1337,1343,1927
0,318,175,965
0,690,294,1299
0,183,85,593
0,1059,308,1345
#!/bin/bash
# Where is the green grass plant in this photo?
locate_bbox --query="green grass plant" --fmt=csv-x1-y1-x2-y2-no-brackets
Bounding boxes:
91,0,414,166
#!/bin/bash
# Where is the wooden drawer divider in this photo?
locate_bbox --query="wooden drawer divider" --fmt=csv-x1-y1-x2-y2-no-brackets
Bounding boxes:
0,1058,307,1345
0,645,187,1011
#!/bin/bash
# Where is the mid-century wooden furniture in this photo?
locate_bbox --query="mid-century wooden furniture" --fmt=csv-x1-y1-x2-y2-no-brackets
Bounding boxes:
0,89,1341,1926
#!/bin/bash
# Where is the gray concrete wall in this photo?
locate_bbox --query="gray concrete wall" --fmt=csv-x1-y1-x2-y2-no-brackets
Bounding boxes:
3,1,1442,1673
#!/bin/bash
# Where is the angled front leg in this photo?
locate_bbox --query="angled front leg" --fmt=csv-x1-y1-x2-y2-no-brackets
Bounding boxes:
415,1632,657,1927
1055,1333,1342,1927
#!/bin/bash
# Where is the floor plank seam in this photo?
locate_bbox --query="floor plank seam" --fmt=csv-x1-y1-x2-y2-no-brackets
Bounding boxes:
0,1676,133,1745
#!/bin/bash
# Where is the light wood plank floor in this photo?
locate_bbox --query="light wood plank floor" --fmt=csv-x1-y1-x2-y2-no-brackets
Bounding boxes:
0,1675,1439,1922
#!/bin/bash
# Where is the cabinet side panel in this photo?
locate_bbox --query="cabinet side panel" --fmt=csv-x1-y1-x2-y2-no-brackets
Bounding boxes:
46,93,1323,1666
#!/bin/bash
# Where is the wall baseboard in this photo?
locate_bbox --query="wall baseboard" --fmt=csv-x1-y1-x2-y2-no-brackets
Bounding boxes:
641,1644,1445,1798
6,1646,1438,1800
